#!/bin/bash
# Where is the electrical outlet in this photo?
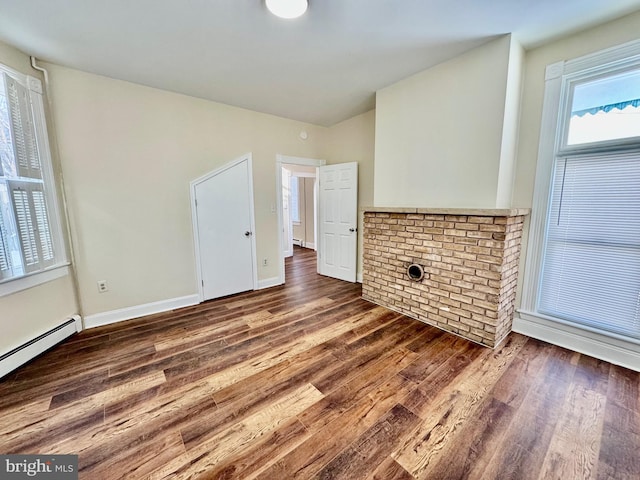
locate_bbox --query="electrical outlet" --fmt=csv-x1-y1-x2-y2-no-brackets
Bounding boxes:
97,280,108,293
263,258,268,266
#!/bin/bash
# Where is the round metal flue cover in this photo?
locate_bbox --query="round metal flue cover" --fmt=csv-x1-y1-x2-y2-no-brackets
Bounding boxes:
407,263,425,282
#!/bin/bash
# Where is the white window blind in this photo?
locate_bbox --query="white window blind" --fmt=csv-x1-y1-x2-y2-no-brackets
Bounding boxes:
0,210,10,279
8,180,55,273
2,73,41,179
539,152,640,339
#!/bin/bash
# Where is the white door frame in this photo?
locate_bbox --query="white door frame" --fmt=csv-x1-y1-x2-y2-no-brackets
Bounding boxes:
275,154,325,285
191,153,258,302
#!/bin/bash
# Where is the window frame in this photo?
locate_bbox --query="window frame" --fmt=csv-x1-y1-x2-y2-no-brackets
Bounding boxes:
0,63,69,297
519,38,640,347
558,59,640,155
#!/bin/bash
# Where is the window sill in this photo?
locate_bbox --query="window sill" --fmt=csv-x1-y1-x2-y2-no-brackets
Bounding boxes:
517,309,640,347
0,264,71,298
514,309,640,371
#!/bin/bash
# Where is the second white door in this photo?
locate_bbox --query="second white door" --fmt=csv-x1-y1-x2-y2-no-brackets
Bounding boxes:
317,162,358,282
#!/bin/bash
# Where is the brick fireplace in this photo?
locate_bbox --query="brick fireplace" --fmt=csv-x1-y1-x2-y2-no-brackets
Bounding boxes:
362,208,528,348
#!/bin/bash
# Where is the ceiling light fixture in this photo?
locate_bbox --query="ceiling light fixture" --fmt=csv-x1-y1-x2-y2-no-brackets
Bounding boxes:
266,0,308,19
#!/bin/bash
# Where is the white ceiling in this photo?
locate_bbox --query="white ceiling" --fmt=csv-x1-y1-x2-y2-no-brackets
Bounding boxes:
0,0,639,126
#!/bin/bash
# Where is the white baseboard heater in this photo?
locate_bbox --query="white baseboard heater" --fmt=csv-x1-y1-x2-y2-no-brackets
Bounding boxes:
0,315,82,379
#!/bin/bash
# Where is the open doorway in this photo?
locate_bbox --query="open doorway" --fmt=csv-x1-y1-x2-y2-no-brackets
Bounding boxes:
276,155,325,284
284,165,317,253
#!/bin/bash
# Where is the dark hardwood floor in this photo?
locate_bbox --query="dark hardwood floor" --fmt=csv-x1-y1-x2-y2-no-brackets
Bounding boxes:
1,246,639,479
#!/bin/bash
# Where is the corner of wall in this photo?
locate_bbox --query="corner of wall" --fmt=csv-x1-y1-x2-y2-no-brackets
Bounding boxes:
496,35,525,208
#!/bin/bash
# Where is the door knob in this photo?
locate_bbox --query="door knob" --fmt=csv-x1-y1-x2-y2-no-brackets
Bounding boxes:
349,228,356,232
244,231,252,237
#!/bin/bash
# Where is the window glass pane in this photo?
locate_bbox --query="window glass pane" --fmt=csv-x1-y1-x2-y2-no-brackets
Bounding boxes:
0,181,24,278
0,82,17,177
567,68,640,145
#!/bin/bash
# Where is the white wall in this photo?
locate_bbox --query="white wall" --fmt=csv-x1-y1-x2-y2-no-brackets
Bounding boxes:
46,65,329,317
495,39,524,208
0,41,78,355
374,35,521,208
303,178,315,247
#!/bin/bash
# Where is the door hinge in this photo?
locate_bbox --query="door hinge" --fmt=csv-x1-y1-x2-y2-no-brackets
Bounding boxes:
201,279,204,287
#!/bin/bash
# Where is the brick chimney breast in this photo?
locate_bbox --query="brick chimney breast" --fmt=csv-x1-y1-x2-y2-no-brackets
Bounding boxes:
361,207,528,348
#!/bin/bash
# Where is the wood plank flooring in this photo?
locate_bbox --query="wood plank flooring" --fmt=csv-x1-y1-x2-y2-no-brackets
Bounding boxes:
1,246,639,479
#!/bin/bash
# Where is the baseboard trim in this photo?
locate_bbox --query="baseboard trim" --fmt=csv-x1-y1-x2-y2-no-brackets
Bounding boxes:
303,242,316,250
513,312,640,371
84,294,200,329
0,315,81,379
356,273,363,284
257,277,282,290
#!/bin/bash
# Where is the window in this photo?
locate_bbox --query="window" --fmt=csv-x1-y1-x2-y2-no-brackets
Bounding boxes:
539,152,640,339
0,65,66,287
521,40,640,344
290,175,300,223
565,68,640,146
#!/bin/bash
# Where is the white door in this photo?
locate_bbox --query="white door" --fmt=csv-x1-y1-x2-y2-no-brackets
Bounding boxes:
194,156,256,300
317,162,358,282
282,168,293,258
